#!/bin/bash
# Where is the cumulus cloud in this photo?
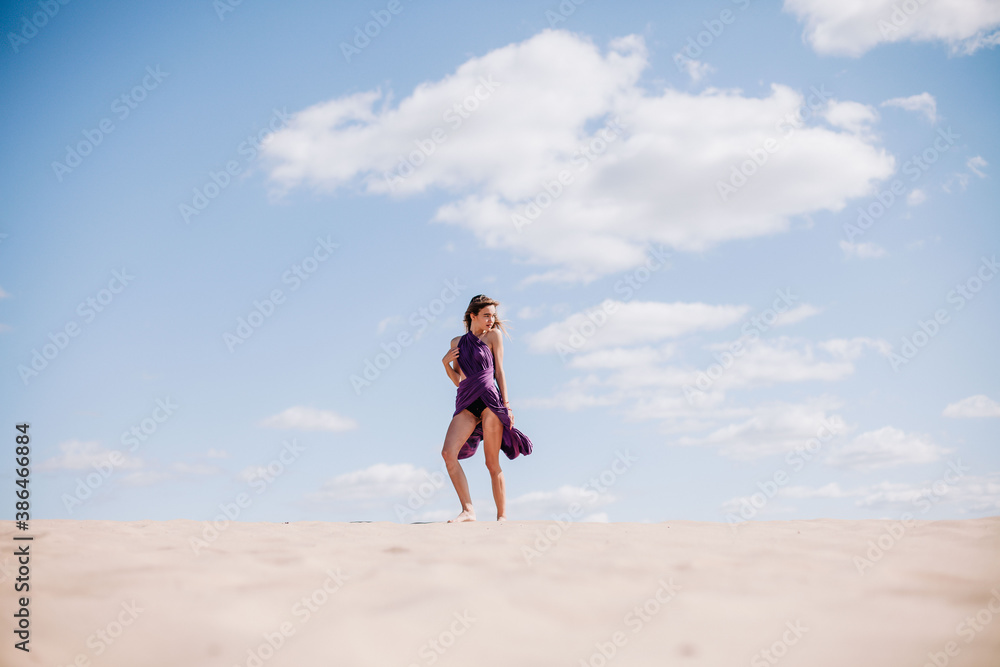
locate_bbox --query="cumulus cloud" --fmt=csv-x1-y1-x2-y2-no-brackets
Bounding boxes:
508,484,618,519
907,188,927,205
259,407,359,432
676,397,848,459
526,300,749,354
774,303,823,327
881,92,937,122
824,426,951,471
943,394,1000,418
723,472,1000,516
839,240,887,259
37,440,142,472
855,472,1000,514
823,100,879,134
677,57,714,82
310,463,441,503
784,0,1000,56
262,29,894,283
942,156,989,193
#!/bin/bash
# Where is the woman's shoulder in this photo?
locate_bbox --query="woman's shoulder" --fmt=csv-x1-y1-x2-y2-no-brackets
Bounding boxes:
450,334,464,348
484,327,503,347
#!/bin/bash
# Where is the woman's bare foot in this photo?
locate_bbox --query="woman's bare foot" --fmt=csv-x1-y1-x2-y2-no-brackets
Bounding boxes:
497,515,507,522
448,508,476,523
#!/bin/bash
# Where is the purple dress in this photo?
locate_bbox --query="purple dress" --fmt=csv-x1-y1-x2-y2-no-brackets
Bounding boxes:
453,330,534,460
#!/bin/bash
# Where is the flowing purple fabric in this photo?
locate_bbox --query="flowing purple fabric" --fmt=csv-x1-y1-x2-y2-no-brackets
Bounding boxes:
453,330,533,460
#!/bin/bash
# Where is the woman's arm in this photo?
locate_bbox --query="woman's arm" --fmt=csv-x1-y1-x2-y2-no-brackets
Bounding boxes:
489,330,511,406
442,337,462,388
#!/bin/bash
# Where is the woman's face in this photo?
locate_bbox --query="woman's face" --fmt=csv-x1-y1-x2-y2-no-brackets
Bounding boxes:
472,305,496,333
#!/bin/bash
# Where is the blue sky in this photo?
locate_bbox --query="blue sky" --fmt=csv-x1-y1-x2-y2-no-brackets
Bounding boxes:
2,0,998,525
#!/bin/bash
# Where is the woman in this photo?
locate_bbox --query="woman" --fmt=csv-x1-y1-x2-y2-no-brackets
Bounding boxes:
441,295,533,522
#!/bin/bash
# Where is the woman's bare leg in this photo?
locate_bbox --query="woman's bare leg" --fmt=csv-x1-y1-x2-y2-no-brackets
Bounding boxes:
442,410,479,522
481,408,506,521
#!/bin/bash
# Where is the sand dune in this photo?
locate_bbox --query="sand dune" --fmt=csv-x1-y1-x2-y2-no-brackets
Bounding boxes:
3,517,999,666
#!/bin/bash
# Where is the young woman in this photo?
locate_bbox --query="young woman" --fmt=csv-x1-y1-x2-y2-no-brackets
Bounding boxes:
441,295,533,522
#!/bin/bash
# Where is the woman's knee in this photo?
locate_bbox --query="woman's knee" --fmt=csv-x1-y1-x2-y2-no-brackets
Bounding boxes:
485,457,502,475
442,446,460,466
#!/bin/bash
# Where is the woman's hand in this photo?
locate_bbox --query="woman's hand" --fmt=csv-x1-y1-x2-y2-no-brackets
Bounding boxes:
442,347,459,366
505,403,514,427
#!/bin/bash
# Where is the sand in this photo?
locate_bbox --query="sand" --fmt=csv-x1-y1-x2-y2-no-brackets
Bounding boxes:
2,517,999,666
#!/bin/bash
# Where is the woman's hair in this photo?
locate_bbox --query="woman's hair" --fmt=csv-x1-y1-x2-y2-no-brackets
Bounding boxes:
463,294,512,339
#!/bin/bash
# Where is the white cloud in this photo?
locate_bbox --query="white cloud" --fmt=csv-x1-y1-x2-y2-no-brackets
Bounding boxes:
967,155,989,178
0,287,9,299
824,426,950,471
508,484,616,518
823,100,879,134
262,30,895,283
375,316,402,336
527,300,749,353
168,462,219,476
774,303,823,327
568,344,675,370
676,397,848,459
524,336,886,423
942,156,989,193
259,406,359,432
37,440,142,472
310,463,440,502
907,188,927,206
517,304,548,319
880,93,937,122
943,394,1000,418
780,483,854,499
784,0,1000,56
855,472,1000,514
839,240,887,259
677,57,714,82
741,472,1000,516
816,336,891,361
